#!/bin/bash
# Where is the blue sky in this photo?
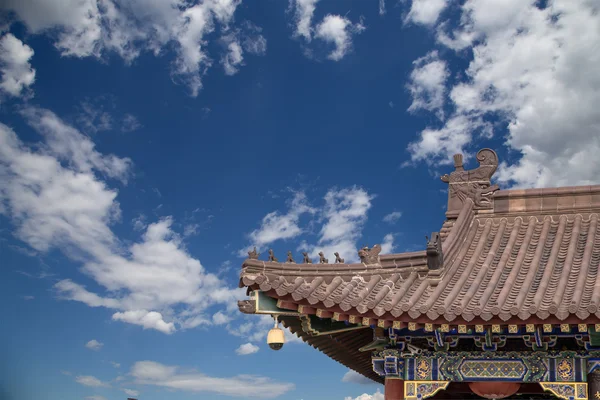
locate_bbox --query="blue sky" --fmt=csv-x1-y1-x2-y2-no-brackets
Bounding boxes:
0,1,598,400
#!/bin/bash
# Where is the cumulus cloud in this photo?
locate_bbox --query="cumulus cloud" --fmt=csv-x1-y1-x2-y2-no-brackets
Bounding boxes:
382,211,402,224
235,342,259,355
342,370,376,385
291,0,319,41
407,0,600,188
407,51,448,119
85,339,103,351
112,310,176,334
0,33,35,99
75,375,110,388
0,108,243,335
344,390,384,400
290,0,365,61
130,360,294,398
239,191,315,254
0,0,265,96
315,15,366,61
406,0,448,26
300,187,374,263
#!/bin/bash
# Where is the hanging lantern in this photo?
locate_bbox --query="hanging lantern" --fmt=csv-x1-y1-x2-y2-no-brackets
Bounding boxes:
468,381,521,399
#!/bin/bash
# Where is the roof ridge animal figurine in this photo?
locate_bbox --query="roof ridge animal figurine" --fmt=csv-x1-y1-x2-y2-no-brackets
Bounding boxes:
318,252,328,264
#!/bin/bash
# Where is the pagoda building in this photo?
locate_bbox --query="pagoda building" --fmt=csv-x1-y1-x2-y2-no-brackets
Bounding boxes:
237,149,600,400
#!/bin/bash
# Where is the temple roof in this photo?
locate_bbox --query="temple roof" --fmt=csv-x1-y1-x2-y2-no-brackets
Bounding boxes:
238,149,600,326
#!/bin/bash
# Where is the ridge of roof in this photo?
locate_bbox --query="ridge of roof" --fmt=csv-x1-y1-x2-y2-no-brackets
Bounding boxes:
491,185,600,215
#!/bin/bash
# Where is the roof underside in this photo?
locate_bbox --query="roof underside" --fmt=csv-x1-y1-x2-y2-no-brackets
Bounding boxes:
280,316,382,384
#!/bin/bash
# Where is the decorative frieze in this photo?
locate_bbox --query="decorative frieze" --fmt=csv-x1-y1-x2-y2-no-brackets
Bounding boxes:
372,350,592,383
404,381,450,400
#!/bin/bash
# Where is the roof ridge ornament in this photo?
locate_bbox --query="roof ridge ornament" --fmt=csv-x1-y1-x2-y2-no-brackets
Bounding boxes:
358,244,382,265
248,247,259,260
441,148,500,215
302,252,312,264
319,252,329,264
426,232,443,270
286,251,295,263
268,249,278,262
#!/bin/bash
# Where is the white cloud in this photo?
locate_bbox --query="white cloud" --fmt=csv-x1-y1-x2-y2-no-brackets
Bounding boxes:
111,361,120,368
379,0,386,16
121,114,141,133
315,15,365,61
85,396,107,400
380,233,395,255
407,0,600,188
220,22,267,76
342,370,376,385
290,0,364,61
85,339,103,351
212,311,231,325
291,0,319,41
77,99,113,134
300,187,374,263
406,114,487,165
240,191,315,254
131,360,294,398
20,107,131,182
0,108,244,335
407,51,448,119
123,388,139,397
112,310,176,334
344,390,384,400
382,211,402,224
75,375,110,388
0,33,35,99
235,342,259,355
0,0,265,96
406,0,448,26
22,295,35,300
132,214,147,231
221,36,244,76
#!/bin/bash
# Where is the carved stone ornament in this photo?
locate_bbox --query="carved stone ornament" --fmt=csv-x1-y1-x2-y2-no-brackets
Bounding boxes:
302,252,312,264
248,247,259,259
318,252,329,264
426,232,443,270
441,148,500,214
268,249,278,262
286,251,295,263
334,252,344,264
238,300,256,314
358,244,381,265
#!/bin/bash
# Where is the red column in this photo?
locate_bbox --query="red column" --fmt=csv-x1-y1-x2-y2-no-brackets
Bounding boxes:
385,378,404,400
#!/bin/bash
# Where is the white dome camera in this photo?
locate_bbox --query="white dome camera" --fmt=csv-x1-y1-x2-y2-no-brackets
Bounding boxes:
267,316,285,351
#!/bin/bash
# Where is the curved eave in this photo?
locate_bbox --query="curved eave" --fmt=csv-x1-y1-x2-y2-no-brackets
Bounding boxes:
280,316,383,384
